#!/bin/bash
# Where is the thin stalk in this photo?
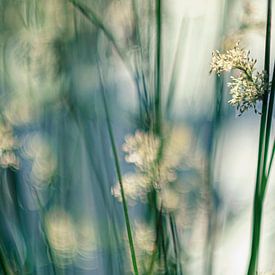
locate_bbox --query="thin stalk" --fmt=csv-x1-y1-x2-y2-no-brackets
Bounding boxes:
147,203,163,275
160,220,169,275
68,103,122,262
131,0,149,106
169,215,178,262
247,0,272,274
169,214,182,274
248,200,263,275
261,61,275,196
70,0,150,128
247,111,267,275
266,140,275,180
98,66,139,275
166,18,187,118
155,0,162,135
204,1,228,273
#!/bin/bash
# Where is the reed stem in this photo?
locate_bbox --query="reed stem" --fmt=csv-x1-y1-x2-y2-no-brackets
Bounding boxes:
247,1,272,273
98,66,139,275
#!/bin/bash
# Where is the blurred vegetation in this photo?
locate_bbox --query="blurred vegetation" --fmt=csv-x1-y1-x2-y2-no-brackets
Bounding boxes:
0,0,274,275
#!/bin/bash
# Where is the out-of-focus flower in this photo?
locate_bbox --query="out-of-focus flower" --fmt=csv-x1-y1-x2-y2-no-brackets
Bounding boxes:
0,124,19,169
46,211,99,269
111,173,149,204
240,1,265,32
124,221,157,274
22,133,56,186
113,127,193,209
162,126,192,168
158,188,180,212
134,222,155,255
75,221,98,270
77,221,97,255
123,131,160,172
210,42,268,113
113,131,161,202
4,96,35,126
4,18,65,126
45,209,77,266
222,1,265,56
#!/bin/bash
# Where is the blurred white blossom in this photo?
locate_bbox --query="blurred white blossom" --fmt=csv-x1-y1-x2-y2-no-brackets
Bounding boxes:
45,210,98,268
45,209,78,266
158,187,180,212
22,133,56,186
133,222,155,255
122,131,160,172
113,127,192,211
111,173,149,204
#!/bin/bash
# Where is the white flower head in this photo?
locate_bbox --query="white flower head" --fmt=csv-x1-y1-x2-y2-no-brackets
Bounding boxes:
210,42,269,114
210,42,256,75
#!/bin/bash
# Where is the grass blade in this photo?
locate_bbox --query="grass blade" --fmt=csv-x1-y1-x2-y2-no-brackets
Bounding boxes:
97,64,139,275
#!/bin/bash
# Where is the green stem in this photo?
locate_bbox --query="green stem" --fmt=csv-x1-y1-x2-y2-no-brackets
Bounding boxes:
169,214,182,274
166,19,187,118
98,66,139,275
147,204,163,275
266,140,275,180
247,90,268,275
261,62,275,197
247,200,263,275
247,0,272,274
155,0,162,135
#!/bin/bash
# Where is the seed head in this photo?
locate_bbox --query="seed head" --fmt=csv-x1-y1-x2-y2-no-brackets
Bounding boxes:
210,42,269,114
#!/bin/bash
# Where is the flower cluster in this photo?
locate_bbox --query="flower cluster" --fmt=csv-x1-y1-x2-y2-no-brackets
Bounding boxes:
228,71,266,113
112,128,191,210
111,173,149,204
122,131,160,172
210,42,256,75
112,131,160,203
210,42,268,114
